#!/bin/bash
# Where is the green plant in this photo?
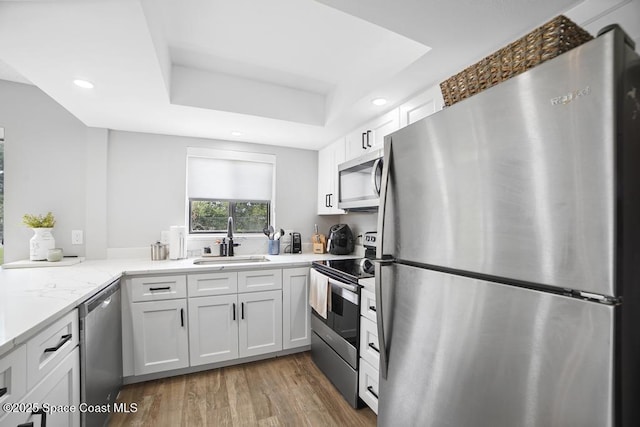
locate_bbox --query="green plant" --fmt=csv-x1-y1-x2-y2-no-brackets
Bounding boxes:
22,212,56,228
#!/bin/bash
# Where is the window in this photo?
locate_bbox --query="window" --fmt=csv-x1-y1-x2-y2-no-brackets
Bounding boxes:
186,148,275,235
190,199,270,233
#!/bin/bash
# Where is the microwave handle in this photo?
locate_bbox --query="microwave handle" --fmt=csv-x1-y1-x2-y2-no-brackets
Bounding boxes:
371,157,383,195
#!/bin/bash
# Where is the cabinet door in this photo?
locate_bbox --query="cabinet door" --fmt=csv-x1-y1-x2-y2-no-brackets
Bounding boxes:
345,109,399,160
188,295,239,366
369,108,400,149
2,348,80,427
132,299,189,375
238,290,282,358
282,268,311,349
399,85,445,127
0,345,27,419
359,357,379,414
317,138,345,215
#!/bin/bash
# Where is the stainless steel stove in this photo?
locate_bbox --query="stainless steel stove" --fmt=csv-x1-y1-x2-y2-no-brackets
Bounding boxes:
309,232,377,408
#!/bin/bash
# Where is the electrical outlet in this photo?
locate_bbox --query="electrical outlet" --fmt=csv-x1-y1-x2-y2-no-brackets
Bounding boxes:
71,230,83,245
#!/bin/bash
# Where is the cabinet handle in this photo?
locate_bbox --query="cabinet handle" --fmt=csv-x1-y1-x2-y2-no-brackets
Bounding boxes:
180,308,185,327
0,387,6,398
241,302,245,320
369,305,377,312
325,194,330,208
232,303,236,321
328,193,333,207
17,409,47,427
362,132,367,150
44,334,72,353
367,385,379,399
34,408,47,427
149,286,171,291
368,342,380,353
366,130,372,147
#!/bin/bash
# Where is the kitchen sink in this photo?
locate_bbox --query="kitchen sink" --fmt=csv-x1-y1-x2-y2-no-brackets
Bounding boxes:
193,255,270,265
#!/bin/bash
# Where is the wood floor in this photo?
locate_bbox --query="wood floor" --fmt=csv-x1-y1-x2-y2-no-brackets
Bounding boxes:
108,352,377,427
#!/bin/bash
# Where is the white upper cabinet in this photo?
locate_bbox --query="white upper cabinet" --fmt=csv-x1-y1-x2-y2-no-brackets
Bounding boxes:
345,108,400,161
317,138,346,215
399,86,445,127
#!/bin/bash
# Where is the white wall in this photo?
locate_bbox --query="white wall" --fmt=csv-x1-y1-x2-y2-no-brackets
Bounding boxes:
107,130,335,253
0,80,88,262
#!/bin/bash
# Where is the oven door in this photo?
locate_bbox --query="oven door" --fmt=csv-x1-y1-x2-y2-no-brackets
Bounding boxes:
311,271,360,362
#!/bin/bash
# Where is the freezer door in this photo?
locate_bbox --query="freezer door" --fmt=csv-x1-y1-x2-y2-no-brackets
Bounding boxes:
378,263,614,427
382,31,622,297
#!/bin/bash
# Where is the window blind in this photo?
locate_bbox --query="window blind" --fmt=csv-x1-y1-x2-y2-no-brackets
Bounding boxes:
187,151,274,201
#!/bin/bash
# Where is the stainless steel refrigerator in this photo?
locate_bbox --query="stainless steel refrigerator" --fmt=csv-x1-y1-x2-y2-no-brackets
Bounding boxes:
375,25,640,427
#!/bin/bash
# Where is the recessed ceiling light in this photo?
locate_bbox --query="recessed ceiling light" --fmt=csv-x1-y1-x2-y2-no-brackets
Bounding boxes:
73,79,94,89
231,131,243,137
372,98,387,106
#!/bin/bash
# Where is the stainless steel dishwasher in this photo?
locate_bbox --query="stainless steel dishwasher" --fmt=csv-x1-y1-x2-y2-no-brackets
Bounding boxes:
79,279,123,427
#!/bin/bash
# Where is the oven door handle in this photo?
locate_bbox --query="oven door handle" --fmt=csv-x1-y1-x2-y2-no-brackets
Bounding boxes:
327,277,360,293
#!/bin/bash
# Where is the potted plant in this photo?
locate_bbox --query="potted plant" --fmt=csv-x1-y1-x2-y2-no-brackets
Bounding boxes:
23,212,56,261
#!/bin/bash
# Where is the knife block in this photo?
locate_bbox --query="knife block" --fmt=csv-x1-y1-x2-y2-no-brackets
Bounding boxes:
312,234,326,254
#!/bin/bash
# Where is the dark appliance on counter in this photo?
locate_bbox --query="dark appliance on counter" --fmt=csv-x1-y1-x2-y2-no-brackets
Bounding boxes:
292,232,302,253
327,224,355,255
375,26,640,426
310,258,374,408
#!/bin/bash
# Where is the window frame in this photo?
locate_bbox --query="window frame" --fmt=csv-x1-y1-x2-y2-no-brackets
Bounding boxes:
188,198,271,234
185,147,276,238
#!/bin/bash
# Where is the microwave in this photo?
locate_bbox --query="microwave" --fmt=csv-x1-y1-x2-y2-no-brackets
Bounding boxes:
338,148,383,211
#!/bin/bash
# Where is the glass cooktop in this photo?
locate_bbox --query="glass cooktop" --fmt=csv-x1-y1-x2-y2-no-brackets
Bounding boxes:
312,258,375,284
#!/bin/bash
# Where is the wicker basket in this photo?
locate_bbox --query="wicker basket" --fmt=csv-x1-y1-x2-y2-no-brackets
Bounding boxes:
440,15,593,107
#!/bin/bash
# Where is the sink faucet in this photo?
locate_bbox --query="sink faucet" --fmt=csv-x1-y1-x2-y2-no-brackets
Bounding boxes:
227,216,234,240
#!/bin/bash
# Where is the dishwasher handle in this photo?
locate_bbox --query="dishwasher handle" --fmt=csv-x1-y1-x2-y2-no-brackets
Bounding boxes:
82,280,121,316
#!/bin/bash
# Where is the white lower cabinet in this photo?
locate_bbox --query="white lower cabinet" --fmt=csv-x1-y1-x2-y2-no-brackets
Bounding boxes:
124,267,309,379
359,357,379,414
2,347,80,427
188,294,239,366
238,290,283,358
282,267,311,349
359,279,379,414
132,299,189,375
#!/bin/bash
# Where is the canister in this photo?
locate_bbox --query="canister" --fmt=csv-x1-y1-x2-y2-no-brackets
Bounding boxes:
151,242,168,260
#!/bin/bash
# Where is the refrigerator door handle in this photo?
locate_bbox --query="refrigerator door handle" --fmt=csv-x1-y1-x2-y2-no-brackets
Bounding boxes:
376,138,392,257
371,157,383,196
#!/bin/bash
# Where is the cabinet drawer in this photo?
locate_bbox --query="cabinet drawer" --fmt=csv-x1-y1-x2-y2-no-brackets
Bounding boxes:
238,269,282,293
360,288,377,322
188,272,238,297
359,316,380,369
359,358,379,414
26,309,79,390
0,345,27,419
131,275,187,302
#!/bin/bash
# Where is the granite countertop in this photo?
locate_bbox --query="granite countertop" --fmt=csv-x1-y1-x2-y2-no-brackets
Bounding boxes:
0,252,346,357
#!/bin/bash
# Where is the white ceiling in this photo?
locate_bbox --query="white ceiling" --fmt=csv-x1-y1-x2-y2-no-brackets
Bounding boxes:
0,0,634,150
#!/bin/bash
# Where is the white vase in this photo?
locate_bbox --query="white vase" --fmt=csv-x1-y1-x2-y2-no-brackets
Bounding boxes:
29,228,55,261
